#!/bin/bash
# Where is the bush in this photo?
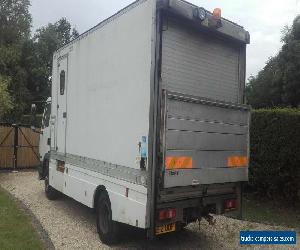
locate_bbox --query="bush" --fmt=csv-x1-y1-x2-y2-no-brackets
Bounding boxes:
249,108,300,204
0,75,14,118
20,114,43,127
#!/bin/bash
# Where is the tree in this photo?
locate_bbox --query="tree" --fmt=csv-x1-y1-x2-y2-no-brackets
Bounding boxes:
0,0,32,46
0,0,79,122
0,0,31,121
0,75,13,118
25,18,79,104
246,15,300,108
246,57,283,108
279,16,300,107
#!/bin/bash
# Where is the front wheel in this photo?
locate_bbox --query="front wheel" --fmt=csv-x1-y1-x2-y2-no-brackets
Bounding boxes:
96,191,118,244
44,161,60,200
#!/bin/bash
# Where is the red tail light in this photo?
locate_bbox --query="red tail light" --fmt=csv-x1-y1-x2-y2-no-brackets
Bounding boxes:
158,208,176,220
224,199,237,210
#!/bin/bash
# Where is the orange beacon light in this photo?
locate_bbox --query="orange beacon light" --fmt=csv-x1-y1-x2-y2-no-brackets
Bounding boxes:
213,8,222,19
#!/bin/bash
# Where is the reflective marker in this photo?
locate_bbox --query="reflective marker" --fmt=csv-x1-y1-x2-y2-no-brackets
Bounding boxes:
165,156,193,170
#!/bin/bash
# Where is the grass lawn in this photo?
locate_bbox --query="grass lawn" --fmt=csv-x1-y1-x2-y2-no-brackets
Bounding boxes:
243,194,300,230
0,188,44,249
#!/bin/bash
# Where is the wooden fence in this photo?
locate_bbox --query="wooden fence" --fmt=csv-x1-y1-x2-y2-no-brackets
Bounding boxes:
0,124,40,169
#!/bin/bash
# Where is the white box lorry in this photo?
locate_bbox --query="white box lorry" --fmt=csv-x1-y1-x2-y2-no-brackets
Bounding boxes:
38,0,250,243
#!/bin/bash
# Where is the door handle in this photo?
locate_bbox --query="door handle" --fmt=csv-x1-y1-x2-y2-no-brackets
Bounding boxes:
63,112,67,118
192,179,200,186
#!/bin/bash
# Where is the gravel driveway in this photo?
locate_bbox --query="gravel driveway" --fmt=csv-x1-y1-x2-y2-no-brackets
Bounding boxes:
0,171,298,250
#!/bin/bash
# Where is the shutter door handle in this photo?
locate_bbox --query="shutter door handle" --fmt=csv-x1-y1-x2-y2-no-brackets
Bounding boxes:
63,112,67,118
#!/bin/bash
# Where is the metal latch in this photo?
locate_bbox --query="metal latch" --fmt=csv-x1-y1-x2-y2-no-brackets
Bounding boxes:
192,179,200,186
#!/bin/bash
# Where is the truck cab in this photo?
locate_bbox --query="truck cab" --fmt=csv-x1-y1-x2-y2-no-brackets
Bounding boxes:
38,97,51,179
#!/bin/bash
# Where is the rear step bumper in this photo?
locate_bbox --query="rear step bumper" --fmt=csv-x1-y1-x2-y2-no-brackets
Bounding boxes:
155,183,243,230
155,193,240,229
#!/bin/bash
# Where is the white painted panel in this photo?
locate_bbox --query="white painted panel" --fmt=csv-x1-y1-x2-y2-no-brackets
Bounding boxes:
52,0,153,170
49,159,64,192
49,161,147,228
64,164,148,228
51,57,58,150
56,57,68,153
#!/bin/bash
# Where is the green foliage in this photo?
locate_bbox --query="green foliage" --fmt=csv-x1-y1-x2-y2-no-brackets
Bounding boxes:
0,0,32,121
0,0,32,46
25,18,79,104
249,109,300,204
243,194,300,228
21,114,43,127
246,15,300,108
0,188,43,249
0,75,13,118
0,0,78,122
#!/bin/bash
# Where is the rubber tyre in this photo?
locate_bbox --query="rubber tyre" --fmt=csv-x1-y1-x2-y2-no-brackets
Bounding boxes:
44,161,60,200
96,192,118,244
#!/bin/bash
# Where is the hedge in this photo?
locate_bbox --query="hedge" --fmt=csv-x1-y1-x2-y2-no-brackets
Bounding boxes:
20,114,43,128
249,108,300,203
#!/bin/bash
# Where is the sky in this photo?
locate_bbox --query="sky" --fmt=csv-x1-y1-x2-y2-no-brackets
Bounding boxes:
30,0,300,79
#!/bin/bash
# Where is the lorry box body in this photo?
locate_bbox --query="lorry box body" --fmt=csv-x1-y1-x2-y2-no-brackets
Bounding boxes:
45,0,250,240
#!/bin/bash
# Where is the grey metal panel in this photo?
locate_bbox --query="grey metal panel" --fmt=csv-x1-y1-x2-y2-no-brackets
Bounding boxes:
166,130,247,151
158,182,236,203
147,2,161,235
166,150,247,169
164,167,248,188
163,93,250,188
167,117,248,135
165,96,249,152
238,44,247,103
161,17,241,103
166,0,250,44
168,98,248,125
50,151,147,186
167,91,249,110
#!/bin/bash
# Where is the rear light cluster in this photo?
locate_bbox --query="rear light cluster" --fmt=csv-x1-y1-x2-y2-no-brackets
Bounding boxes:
158,208,176,221
224,199,237,211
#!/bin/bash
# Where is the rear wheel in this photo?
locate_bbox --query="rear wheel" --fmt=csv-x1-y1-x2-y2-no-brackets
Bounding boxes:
44,160,60,200
96,191,118,244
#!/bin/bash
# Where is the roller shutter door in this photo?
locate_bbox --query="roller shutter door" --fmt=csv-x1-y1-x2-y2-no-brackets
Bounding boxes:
161,17,241,103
